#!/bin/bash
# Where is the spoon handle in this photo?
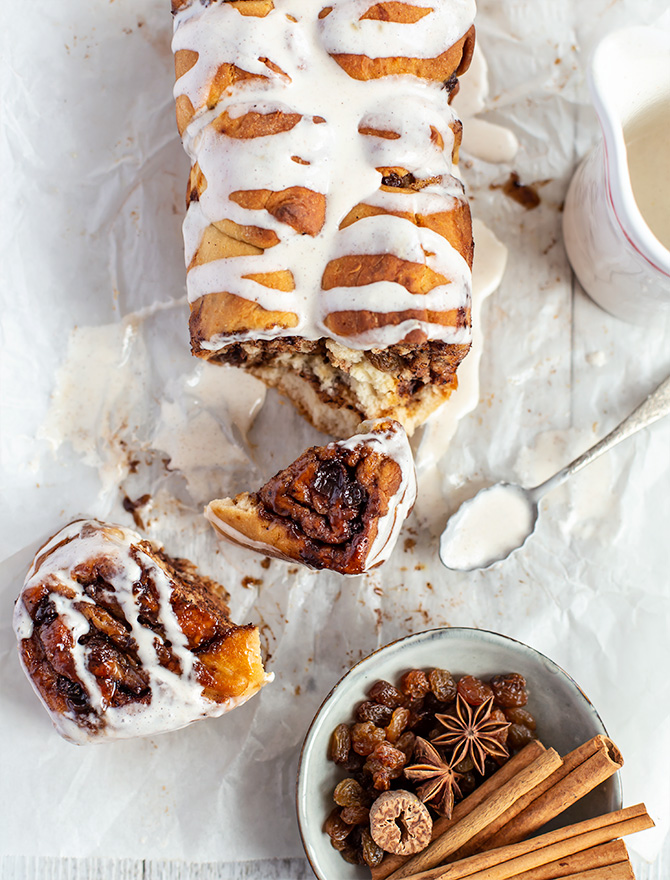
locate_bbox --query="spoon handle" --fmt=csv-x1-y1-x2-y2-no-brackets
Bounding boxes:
530,372,670,500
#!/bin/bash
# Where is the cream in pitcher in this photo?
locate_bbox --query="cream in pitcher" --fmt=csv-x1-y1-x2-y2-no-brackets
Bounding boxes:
626,101,670,252
563,26,670,322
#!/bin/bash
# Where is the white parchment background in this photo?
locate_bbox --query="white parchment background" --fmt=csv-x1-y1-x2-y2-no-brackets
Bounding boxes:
1,0,669,874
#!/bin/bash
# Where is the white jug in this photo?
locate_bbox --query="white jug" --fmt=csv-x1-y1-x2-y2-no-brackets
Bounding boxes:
563,26,670,322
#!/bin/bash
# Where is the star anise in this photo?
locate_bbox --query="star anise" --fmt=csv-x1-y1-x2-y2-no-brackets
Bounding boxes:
431,694,510,775
403,736,462,818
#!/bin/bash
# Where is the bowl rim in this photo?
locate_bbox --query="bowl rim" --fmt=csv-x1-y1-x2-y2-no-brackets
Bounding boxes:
295,626,621,879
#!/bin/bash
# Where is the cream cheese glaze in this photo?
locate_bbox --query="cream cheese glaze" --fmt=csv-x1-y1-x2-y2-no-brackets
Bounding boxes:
173,0,475,351
339,419,418,569
13,520,272,744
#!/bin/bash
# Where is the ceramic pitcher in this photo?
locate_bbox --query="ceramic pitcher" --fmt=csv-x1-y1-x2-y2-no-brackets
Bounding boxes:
563,26,670,323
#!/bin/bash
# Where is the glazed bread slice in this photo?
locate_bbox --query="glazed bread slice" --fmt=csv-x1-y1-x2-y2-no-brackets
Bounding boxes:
206,419,417,574
172,0,476,436
13,519,271,743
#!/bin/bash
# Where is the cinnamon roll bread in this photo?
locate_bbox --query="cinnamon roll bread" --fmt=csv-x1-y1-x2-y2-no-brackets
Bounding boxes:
206,418,417,574
13,520,271,744
172,0,476,437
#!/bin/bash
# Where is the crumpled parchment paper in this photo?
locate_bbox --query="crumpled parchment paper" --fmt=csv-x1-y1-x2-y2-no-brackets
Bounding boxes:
1,0,669,867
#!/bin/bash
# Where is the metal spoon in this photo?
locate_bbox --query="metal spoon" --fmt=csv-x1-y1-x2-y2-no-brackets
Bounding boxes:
439,371,670,571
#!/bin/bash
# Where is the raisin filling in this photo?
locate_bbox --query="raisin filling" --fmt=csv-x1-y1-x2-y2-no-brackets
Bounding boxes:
259,449,369,545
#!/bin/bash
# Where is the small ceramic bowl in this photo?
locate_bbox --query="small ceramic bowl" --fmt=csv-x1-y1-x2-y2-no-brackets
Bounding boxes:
296,627,621,880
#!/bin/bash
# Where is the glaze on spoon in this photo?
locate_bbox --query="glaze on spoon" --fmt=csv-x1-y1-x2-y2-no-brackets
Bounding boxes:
440,371,670,571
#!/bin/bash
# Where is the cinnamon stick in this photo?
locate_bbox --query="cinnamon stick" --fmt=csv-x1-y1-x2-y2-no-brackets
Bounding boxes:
400,804,652,880
372,740,547,880
451,735,623,860
511,840,629,879
485,735,623,851
386,747,563,879
550,866,635,880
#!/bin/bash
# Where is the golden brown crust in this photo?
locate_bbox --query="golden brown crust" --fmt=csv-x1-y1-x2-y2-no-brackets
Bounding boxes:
213,108,302,139
320,192,473,341
322,254,450,296
230,188,326,236
172,0,274,16
360,3,433,24
188,224,272,271
331,25,475,82
338,200,474,270
190,291,299,345
323,307,468,343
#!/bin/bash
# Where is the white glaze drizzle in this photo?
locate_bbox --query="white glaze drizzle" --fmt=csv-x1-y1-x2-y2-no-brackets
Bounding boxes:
172,0,475,351
13,520,271,744
340,418,417,569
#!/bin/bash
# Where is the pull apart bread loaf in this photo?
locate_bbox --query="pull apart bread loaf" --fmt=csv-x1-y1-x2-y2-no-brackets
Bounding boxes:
206,418,417,574
13,520,271,743
172,0,476,437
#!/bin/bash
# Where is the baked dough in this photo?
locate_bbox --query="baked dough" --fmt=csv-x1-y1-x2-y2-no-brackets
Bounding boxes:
206,419,417,574
172,0,476,436
13,520,271,743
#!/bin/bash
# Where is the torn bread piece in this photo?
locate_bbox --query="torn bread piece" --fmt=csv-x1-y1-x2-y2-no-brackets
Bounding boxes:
206,418,417,574
13,519,271,744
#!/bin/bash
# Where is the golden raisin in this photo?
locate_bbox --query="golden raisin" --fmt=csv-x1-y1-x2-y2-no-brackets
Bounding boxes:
328,723,351,764
351,722,386,756
490,673,528,707
368,679,406,708
361,827,385,867
406,697,429,729
324,807,352,847
504,706,536,729
385,706,410,743
429,668,457,702
395,730,416,759
340,804,370,825
333,778,369,808
364,741,407,790
356,700,393,726
489,706,510,747
457,674,493,705
400,669,430,699
508,722,535,750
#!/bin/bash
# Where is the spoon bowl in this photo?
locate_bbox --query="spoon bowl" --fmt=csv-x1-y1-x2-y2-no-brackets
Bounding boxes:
440,371,670,571
439,482,537,571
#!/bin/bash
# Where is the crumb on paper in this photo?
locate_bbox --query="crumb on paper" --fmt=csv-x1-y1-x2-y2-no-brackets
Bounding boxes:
403,538,416,552
122,493,151,530
490,172,542,210
586,351,607,367
241,576,263,589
